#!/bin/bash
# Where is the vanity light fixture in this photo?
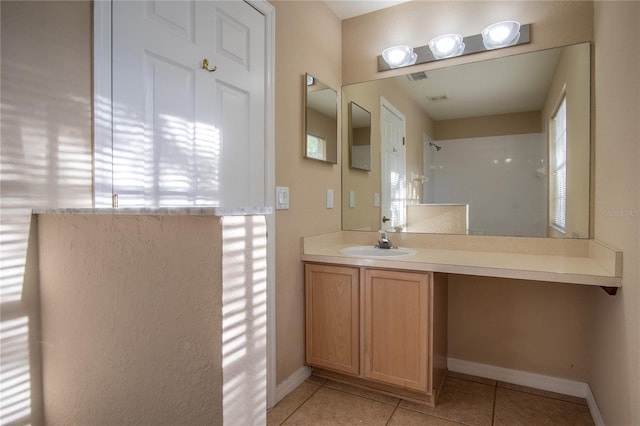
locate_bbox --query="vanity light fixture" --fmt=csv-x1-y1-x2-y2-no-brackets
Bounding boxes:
306,74,314,86
482,21,521,50
377,23,530,71
428,34,465,59
381,45,418,68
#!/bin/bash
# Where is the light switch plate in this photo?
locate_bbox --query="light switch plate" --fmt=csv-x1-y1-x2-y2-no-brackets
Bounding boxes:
374,193,380,207
326,189,333,209
276,186,289,209
349,190,355,208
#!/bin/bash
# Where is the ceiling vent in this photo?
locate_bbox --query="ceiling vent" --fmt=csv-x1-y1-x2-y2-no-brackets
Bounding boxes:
426,94,449,102
407,71,428,81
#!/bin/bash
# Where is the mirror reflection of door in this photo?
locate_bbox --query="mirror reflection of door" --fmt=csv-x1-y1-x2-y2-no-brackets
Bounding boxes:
380,98,406,231
349,102,372,170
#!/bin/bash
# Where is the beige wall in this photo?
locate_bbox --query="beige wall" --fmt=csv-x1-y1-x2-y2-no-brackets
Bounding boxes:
38,215,224,425
434,111,541,141
0,2,93,424
272,1,342,383
37,214,269,425
591,2,640,424
448,276,592,380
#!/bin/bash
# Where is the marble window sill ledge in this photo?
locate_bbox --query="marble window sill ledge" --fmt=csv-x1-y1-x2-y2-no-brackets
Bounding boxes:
33,207,273,217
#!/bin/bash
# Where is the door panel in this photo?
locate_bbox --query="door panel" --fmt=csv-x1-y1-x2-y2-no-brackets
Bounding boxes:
209,2,265,206
145,53,196,206
216,82,250,207
364,269,429,391
215,8,251,67
145,1,195,40
305,264,360,375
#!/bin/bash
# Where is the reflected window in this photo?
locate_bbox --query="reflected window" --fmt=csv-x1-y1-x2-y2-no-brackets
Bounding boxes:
306,133,327,161
550,96,567,233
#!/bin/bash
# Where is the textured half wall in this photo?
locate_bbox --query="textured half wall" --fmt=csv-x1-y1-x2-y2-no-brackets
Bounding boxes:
38,215,224,425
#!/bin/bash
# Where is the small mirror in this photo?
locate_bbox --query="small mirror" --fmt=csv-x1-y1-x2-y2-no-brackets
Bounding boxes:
349,102,372,171
304,73,338,164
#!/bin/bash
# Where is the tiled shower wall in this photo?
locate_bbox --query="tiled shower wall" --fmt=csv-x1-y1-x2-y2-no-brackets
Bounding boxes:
424,133,547,237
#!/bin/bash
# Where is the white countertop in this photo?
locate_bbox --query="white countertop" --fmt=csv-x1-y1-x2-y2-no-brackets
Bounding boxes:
33,207,273,216
301,232,622,289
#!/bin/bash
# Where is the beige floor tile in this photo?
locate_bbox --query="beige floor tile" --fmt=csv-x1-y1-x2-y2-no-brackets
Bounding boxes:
267,381,322,426
497,381,588,405
494,387,594,426
306,375,328,386
399,377,495,426
323,379,400,405
388,407,466,425
282,387,396,425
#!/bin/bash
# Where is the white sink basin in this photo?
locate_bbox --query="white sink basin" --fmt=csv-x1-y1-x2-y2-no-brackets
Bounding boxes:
339,245,416,258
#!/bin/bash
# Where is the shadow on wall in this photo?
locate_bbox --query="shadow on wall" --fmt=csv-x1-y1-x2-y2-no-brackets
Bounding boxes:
1,42,92,423
222,216,269,424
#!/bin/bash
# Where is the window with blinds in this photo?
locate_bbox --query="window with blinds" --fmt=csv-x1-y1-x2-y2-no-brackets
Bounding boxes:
550,96,567,233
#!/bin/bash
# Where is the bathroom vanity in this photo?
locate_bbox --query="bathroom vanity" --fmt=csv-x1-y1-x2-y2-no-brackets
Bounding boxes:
304,263,447,406
302,230,622,406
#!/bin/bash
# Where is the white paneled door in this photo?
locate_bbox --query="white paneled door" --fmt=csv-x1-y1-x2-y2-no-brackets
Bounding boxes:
112,1,265,207
380,98,407,230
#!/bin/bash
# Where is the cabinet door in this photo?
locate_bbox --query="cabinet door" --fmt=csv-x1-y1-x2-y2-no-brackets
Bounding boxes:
305,264,359,375
364,269,430,391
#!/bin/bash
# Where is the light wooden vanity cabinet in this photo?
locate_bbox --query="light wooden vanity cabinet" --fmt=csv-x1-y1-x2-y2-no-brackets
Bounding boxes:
304,262,448,406
305,264,360,375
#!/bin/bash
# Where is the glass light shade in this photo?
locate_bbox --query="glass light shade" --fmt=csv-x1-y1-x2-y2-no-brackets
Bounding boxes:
482,21,521,50
428,34,465,59
381,45,418,68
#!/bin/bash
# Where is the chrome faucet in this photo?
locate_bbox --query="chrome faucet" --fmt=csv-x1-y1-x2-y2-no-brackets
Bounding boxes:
375,230,397,249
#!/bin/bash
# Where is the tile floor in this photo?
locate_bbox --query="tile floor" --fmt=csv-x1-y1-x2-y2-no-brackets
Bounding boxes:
267,372,594,425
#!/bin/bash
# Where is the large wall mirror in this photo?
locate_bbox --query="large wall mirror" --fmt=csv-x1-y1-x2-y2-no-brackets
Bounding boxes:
342,43,591,238
304,73,338,164
349,102,372,171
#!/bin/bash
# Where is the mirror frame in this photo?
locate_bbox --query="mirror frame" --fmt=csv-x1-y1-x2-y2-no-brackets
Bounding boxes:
348,101,372,171
303,73,338,164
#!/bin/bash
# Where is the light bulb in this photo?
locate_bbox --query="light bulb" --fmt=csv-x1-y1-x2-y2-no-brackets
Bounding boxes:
428,34,465,59
381,45,418,68
482,21,521,50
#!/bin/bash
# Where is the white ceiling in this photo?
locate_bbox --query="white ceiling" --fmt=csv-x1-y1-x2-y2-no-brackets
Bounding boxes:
324,0,411,20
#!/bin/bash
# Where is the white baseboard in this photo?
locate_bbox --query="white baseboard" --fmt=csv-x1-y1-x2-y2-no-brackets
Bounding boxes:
274,366,312,405
585,386,606,426
447,358,604,426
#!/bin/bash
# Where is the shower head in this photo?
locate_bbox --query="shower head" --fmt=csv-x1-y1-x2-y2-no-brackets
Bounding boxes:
429,142,442,151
